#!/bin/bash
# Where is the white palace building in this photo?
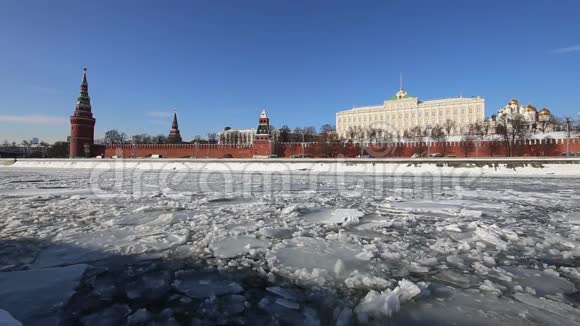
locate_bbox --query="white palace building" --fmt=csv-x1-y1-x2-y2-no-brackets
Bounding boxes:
336,85,485,139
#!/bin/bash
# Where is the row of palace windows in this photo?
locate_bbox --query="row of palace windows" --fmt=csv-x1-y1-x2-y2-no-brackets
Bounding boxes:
338,115,481,128
338,108,483,124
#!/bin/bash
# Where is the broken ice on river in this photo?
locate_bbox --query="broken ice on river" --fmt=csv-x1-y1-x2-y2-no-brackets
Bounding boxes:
0,167,580,325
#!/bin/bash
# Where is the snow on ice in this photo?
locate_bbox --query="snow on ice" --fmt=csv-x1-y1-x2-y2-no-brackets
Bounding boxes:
0,167,580,325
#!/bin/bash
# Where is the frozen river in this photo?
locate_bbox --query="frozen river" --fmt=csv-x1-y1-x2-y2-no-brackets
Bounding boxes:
1,167,580,325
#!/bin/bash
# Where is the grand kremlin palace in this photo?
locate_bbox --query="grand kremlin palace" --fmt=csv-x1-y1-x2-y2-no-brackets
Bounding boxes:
336,87,485,138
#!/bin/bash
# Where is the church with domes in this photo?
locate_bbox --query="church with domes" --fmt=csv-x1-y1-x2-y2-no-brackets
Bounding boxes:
492,98,554,133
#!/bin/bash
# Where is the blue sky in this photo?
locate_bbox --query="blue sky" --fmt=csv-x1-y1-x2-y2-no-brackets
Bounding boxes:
0,0,579,142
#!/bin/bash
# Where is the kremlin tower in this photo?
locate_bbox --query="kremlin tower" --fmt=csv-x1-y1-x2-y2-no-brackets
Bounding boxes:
252,109,273,157
69,68,96,158
167,112,183,143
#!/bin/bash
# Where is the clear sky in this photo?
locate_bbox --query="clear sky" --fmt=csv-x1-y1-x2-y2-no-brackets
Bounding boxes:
0,0,579,143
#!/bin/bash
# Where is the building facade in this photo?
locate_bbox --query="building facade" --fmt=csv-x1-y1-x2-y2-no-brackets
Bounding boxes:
493,98,553,133
69,68,96,158
336,87,485,139
217,128,256,145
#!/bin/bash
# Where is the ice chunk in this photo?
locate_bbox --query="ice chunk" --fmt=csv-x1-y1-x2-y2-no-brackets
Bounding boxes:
514,293,580,323
0,264,88,325
257,227,293,239
395,286,578,325
210,236,270,259
460,208,482,218
444,224,463,232
344,273,392,290
125,270,172,301
335,307,353,326
302,208,364,225
126,309,153,325
501,266,577,296
432,270,478,288
479,280,503,296
81,304,131,326
115,210,191,227
342,216,360,227
267,237,370,283
393,279,423,303
472,262,490,275
446,255,464,267
334,258,345,277
0,309,21,326
483,256,497,266
355,290,400,322
32,230,188,268
281,204,300,215
266,287,303,301
474,225,509,250
354,279,426,322
173,271,243,299
276,298,300,310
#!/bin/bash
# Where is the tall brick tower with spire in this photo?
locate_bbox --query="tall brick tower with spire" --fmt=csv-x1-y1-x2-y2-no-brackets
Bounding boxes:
252,109,273,157
69,68,96,158
167,112,183,143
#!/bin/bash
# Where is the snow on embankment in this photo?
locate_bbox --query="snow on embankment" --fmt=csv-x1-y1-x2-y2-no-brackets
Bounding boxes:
0,159,15,166
5,158,580,177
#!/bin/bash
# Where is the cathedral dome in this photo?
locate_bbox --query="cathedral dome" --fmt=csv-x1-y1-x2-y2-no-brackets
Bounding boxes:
527,105,537,112
539,108,551,116
509,98,519,105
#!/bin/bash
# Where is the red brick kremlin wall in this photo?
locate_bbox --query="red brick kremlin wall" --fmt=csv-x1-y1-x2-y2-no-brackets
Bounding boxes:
276,138,579,158
98,137,580,158
101,144,258,158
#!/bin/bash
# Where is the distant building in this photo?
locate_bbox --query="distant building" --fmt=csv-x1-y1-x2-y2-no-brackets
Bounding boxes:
167,112,183,143
216,109,279,145
217,128,256,145
492,98,553,133
336,85,485,139
31,138,39,145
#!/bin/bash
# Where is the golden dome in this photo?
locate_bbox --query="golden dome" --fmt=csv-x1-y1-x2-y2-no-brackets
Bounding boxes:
539,108,551,116
509,98,519,105
527,105,537,112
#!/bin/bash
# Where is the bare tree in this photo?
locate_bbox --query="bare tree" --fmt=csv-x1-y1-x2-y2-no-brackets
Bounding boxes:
408,126,426,155
497,114,529,157
151,135,167,144
346,126,364,144
46,141,69,158
470,122,487,141
367,127,380,144
278,125,291,142
132,134,153,144
303,126,318,142
443,119,457,136
319,124,335,135
104,130,127,144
